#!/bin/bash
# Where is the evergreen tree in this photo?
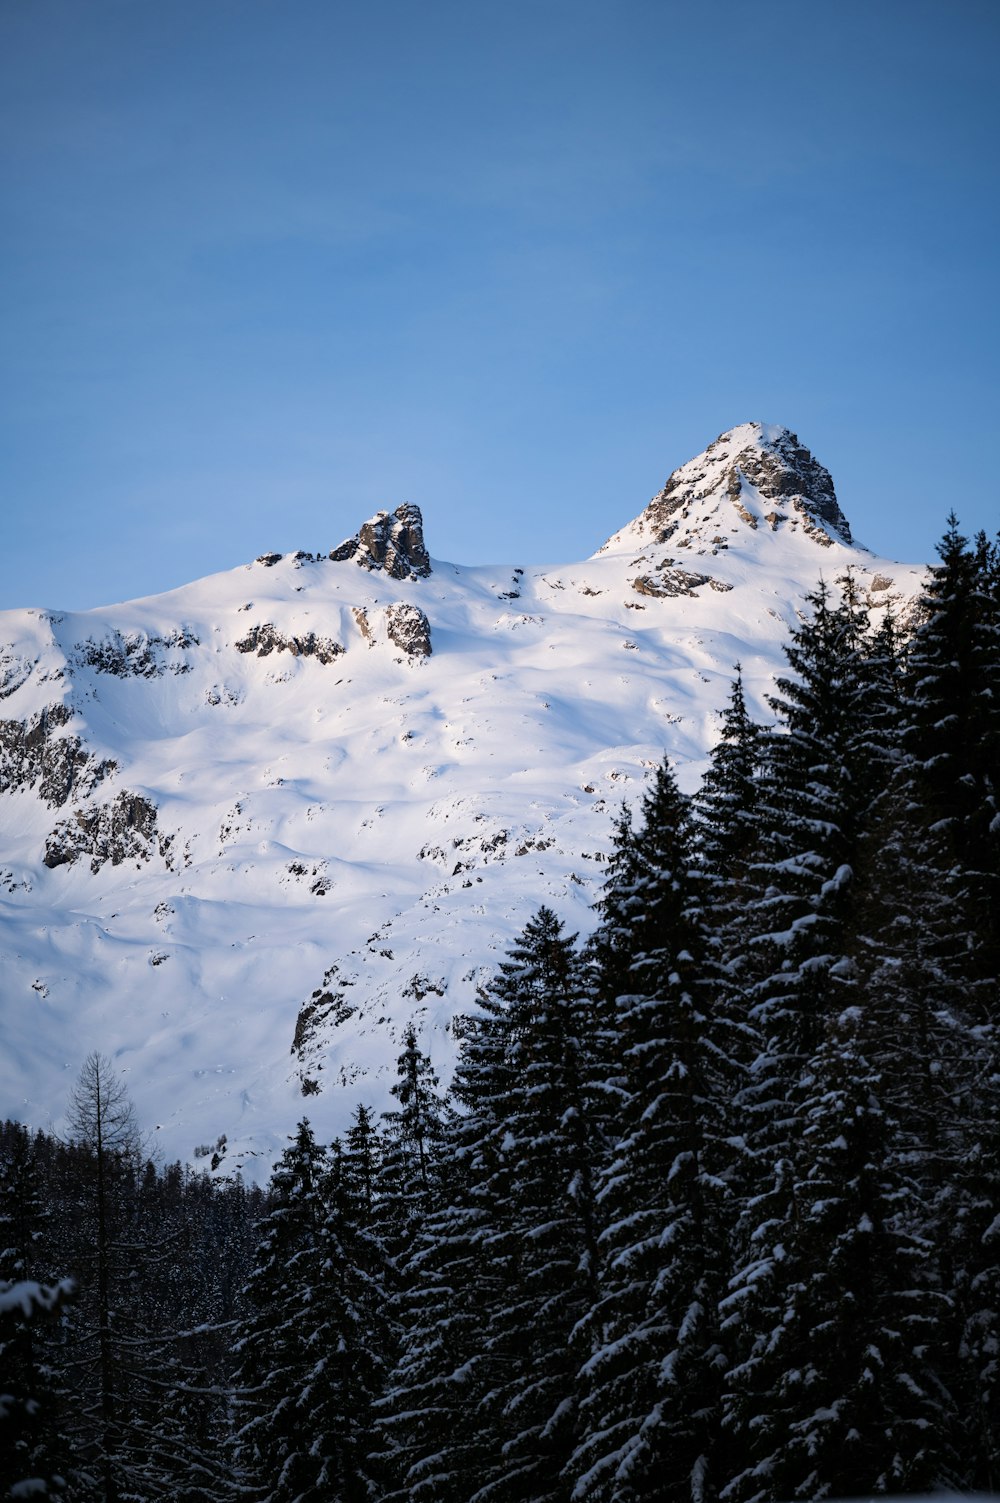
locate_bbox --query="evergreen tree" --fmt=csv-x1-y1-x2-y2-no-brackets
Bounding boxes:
573,759,738,1503
375,1026,452,1262
694,665,763,932
230,1119,334,1502
232,1117,388,1503
310,1135,390,1502
897,516,1000,1013
0,1126,73,1497
467,907,604,1503
373,1020,454,1423
0,1275,74,1500
952,1028,1000,1491
374,1070,501,1503
859,520,1000,1484
721,576,959,1497
378,909,605,1503
721,1007,946,1501
735,577,886,1045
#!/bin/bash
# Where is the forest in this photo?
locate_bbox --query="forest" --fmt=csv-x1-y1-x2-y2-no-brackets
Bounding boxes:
2,515,998,1503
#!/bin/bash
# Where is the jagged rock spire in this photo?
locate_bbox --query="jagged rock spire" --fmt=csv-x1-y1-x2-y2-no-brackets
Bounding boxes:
330,503,431,579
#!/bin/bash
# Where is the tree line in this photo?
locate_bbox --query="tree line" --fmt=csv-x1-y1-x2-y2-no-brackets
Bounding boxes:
2,515,998,1502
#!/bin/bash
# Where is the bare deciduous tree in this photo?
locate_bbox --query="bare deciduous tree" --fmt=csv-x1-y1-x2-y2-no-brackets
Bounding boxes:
66,1052,143,1502
67,1051,142,1161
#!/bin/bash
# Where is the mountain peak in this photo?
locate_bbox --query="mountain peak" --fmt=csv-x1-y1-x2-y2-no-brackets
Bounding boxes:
598,422,853,555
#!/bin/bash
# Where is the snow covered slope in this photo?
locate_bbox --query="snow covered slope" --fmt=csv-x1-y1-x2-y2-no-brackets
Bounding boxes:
0,424,924,1177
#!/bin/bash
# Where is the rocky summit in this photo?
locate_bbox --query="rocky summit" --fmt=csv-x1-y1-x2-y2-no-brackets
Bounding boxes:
601,421,852,553
0,425,924,1178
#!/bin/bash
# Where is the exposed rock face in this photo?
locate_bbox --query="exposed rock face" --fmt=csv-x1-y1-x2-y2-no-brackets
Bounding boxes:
0,704,117,807
43,790,168,873
385,603,432,659
330,503,432,579
608,423,853,553
351,606,374,645
235,623,344,664
291,964,357,1096
633,567,727,599
75,627,200,678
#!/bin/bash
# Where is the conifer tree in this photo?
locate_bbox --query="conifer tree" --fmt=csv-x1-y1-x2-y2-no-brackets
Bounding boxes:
468,907,604,1503
721,1007,947,1501
376,1026,451,1260
232,1116,388,1503
896,517,1000,1013
378,909,605,1503
61,1051,148,1501
694,666,763,933
860,520,1000,1481
721,574,959,1497
573,759,738,1503
374,1060,502,1503
230,1118,335,1502
0,1126,72,1496
0,1274,74,1499
735,578,885,1039
952,1028,1000,1491
309,1135,390,1503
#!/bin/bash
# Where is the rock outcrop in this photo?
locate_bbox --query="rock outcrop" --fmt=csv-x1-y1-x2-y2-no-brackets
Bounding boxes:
330,503,431,579
385,603,432,659
235,624,344,664
0,704,117,807
632,567,732,599
43,790,168,873
75,627,200,678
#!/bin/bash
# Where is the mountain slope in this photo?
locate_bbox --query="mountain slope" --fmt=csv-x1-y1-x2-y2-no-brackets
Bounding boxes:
0,424,924,1177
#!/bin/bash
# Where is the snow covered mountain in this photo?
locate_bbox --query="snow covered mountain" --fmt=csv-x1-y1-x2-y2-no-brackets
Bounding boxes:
0,423,924,1177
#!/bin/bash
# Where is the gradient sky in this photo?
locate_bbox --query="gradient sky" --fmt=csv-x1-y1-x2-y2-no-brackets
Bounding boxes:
2,0,998,611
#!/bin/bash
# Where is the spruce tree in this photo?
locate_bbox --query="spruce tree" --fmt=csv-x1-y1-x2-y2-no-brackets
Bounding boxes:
721,1007,946,1501
860,519,1000,1484
467,907,604,1503
378,909,605,1503
0,1274,74,1500
230,1118,335,1502
573,758,738,1503
375,1026,452,1261
694,665,763,934
232,1116,388,1502
374,1060,502,1503
0,1126,73,1497
897,516,1000,1013
719,577,956,1497
309,1135,389,1503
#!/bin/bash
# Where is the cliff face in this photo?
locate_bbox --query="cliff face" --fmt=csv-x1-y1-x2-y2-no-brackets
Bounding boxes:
0,426,923,1179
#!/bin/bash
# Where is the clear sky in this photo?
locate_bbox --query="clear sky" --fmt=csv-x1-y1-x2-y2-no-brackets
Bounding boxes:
2,0,997,611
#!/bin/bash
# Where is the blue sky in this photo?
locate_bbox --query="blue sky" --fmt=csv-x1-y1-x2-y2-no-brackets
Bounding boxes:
2,0,997,610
